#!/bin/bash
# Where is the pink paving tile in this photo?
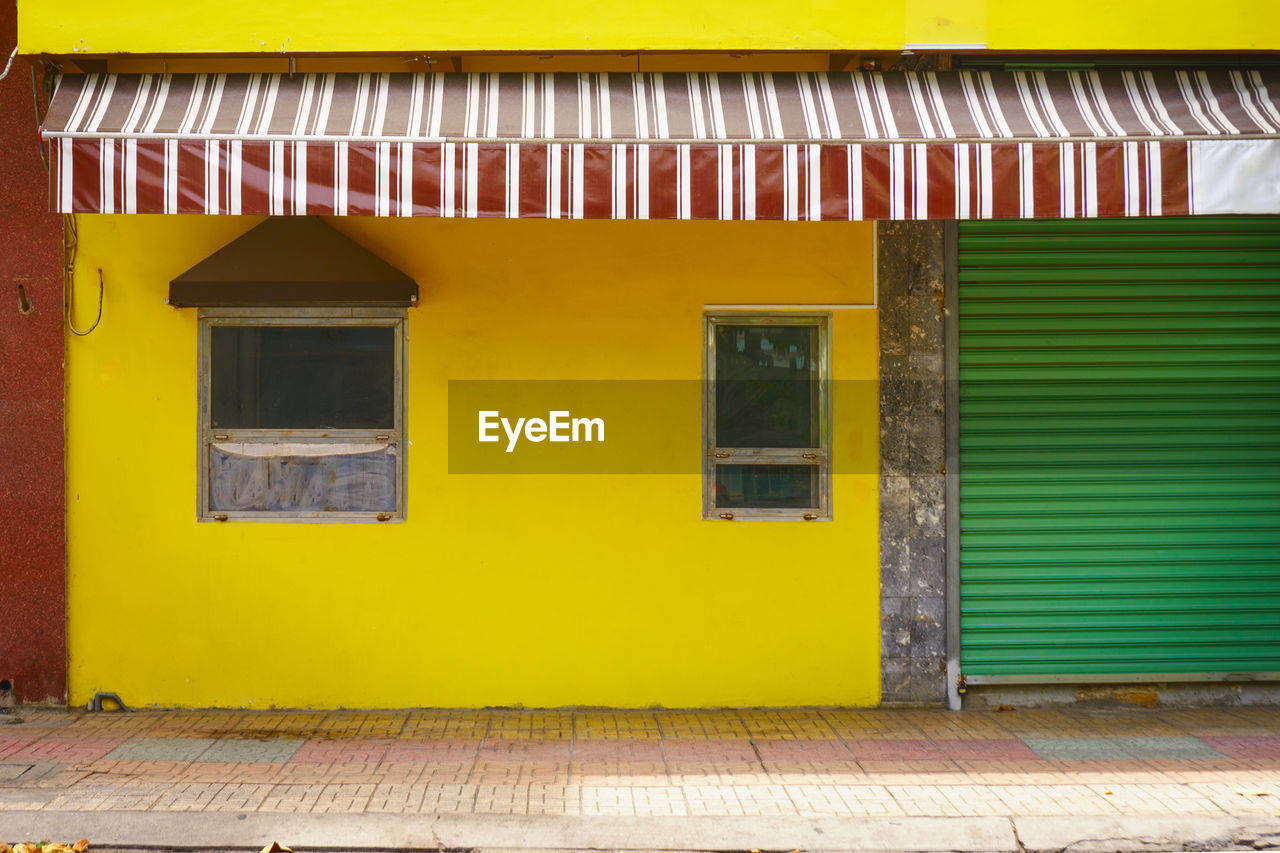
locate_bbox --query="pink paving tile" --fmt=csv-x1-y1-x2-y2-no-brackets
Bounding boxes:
848,739,946,761
754,739,851,760
0,734,46,758
9,735,127,762
571,741,664,761
661,739,758,761
1200,736,1280,759
934,738,1041,761
290,740,392,764
384,740,480,762
477,741,571,761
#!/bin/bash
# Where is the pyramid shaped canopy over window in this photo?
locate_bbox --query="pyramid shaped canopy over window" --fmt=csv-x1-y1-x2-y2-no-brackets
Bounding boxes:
169,217,418,307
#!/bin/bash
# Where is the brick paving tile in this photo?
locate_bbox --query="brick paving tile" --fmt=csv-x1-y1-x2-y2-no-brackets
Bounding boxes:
478,740,571,760
934,738,1040,761
784,784,853,815
887,783,972,816
181,761,286,784
574,711,661,740
662,738,758,761
763,759,867,783
684,785,750,817
524,783,581,815
737,710,836,741
375,761,428,784
105,737,213,762
857,763,972,785
571,740,664,760
848,739,947,761
665,762,770,785
0,734,47,759
383,740,479,761
204,782,274,811
415,783,479,814
581,786,639,816
955,760,1088,784
201,738,305,763
468,760,523,785
80,759,193,779
364,783,427,813
836,785,909,817
402,711,490,739
473,784,531,814
290,739,391,764
1041,760,1172,783
417,761,477,785
993,783,1121,816
658,712,750,740
312,781,376,813
987,711,1110,739
152,781,226,811
10,736,126,762
754,738,850,760
259,783,324,813
1200,735,1280,758
1109,736,1226,759
1224,709,1280,734
821,710,926,740
1023,737,1135,760
901,710,1015,740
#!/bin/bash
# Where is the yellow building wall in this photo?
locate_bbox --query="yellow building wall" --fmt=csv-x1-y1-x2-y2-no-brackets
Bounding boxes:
20,0,1279,54
65,215,881,709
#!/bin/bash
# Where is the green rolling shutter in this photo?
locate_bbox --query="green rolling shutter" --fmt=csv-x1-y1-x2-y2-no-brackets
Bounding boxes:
958,216,1280,679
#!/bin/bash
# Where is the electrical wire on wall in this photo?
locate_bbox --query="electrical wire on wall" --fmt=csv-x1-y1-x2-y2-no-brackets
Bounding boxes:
64,213,104,336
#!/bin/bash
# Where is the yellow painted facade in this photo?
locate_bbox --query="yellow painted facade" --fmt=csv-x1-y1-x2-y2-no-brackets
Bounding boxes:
66,215,881,708
20,0,1280,55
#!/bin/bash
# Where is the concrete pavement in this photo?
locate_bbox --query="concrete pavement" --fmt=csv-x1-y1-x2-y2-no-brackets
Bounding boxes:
2,707,1279,851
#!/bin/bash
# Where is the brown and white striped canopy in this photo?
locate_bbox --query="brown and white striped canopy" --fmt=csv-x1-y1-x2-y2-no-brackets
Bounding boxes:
42,70,1280,219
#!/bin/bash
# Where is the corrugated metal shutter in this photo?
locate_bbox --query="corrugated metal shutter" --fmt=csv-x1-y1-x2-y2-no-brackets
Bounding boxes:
958,216,1280,679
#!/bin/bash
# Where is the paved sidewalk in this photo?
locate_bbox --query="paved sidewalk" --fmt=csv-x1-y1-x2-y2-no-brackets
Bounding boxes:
2,707,1279,849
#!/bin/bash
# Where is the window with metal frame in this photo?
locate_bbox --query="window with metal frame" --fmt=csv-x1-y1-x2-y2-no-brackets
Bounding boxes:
703,314,831,520
198,307,406,522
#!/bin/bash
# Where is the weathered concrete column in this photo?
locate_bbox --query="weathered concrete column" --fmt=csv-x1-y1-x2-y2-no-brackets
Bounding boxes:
878,222,947,706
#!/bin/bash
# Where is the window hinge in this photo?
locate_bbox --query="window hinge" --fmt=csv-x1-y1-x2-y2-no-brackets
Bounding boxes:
718,512,734,520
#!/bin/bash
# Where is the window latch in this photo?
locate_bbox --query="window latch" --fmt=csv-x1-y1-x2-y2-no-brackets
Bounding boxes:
714,451,731,458
214,434,230,441
803,513,819,521
718,512,734,520
375,435,390,441
802,452,819,459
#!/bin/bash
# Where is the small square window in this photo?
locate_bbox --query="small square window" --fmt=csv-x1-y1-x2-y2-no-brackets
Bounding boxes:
198,308,406,522
704,314,831,520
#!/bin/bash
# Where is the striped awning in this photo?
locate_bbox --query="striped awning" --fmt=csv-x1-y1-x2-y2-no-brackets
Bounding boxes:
42,70,1280,220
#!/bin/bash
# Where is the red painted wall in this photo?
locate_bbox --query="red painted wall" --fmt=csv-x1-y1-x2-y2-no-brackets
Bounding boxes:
0,0,66,704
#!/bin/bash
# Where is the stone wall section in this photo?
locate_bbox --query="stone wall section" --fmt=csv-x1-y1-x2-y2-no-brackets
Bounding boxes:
878,222,948,706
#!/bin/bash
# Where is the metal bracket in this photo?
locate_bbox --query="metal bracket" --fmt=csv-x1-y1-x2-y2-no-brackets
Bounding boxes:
88,692,130,712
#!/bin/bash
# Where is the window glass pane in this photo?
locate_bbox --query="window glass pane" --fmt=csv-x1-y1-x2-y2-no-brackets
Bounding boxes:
208,442,397,512
715,324,819,448
210,326,394,429
714,464,817,509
